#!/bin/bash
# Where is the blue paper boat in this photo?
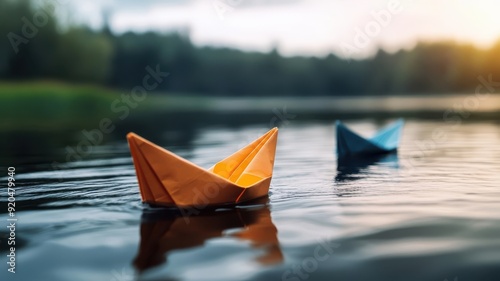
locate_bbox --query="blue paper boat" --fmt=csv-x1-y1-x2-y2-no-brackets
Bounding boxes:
336,119,404,158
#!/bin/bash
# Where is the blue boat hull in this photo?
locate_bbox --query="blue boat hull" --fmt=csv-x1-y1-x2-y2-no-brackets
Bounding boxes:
336,119,404,158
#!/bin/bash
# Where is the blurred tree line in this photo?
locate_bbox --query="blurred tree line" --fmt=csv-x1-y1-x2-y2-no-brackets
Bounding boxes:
1,0,500,96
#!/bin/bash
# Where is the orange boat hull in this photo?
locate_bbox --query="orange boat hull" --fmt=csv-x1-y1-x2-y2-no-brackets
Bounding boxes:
127,128,278,207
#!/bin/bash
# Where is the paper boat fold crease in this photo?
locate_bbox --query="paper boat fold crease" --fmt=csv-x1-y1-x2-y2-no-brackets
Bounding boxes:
127,128,278,207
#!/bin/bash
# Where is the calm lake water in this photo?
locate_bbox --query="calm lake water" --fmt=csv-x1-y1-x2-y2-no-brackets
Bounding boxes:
1,119,500,281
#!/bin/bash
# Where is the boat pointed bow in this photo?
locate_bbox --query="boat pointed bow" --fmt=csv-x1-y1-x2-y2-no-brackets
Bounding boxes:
336,119,404,158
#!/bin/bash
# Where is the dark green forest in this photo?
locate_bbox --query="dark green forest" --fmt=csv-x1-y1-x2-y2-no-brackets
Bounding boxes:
2,0,500,96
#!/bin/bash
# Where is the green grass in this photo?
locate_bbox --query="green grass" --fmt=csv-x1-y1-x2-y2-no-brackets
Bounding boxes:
0,81,122,130
0,81,217,131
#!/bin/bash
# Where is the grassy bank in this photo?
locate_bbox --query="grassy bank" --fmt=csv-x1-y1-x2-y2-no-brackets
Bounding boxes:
1,81,499,132
0,81,225,131
0,81,120,131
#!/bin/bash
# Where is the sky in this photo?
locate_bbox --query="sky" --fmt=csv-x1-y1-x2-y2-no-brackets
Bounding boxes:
64,0,500,58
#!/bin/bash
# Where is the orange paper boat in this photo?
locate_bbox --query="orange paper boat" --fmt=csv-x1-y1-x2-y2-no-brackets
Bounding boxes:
127,128,278,207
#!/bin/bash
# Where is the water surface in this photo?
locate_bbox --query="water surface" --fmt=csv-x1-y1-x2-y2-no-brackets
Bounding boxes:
1,120,500,281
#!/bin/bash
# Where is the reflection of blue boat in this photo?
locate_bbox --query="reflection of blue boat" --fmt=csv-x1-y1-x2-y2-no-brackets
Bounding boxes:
335,152,399,182
336,119,404,158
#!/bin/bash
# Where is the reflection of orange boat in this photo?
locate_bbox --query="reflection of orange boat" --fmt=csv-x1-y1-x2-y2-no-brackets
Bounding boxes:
127,128,278,207
133,203,283,272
